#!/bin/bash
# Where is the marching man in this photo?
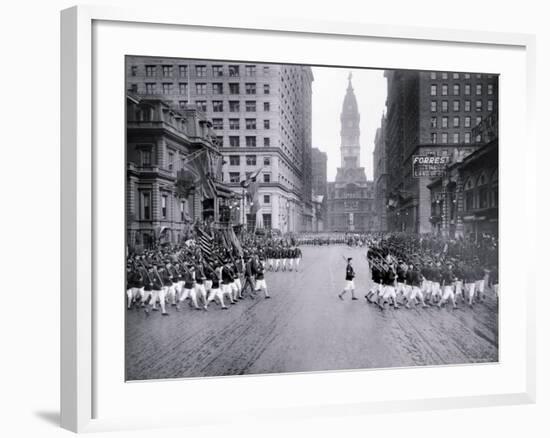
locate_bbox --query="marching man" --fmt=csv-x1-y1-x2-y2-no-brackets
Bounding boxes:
254,256,270,299
378,262,399,310
148,264,169,316
438,261,458,309
338,257,358,301
403,263,428,308
178,264,201,310
464,262,477,307
205,262,228,310
294,246,302,272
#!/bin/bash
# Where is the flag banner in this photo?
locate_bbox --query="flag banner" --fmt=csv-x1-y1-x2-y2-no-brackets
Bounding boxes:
245,169,263,216
177,149,218,200
175,168,198,199
208,152,224,181
255,211,263,230
214,155,224,181
176,149,205,198
220,229,231,252
228,227,243,257
194,151,215,199
240,167,263,188
196,226,214,262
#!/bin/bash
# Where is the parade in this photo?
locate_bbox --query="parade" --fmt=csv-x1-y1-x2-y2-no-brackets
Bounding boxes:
362,232,498,310
123,60,500,380
126,223,302,316
127,227,498,318
125,228,499,379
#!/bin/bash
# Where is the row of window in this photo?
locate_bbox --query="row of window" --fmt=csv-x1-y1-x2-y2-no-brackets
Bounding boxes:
138,147,273,173
229,171,272,184
463,172,498,211
430,83,494,96
430,99,494,112
210,100,271,112
429,72,493,80
170,100,270,113
464,187,498,211
134,82,271,95
139,192,188,221
245,213,273,230
430,115,483,129
211,118,270,130
429,132,478,144
215,136,271,148
228,155,272,166
131,64,271,78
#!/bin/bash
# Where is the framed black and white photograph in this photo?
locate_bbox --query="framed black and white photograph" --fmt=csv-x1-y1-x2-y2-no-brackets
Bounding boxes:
60,5,536,433
123,56,499,381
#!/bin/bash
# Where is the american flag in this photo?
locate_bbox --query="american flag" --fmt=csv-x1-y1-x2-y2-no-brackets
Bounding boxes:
196,226,214,262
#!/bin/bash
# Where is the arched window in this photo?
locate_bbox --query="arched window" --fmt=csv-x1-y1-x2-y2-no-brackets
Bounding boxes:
464,177,475,211
476,171,489,209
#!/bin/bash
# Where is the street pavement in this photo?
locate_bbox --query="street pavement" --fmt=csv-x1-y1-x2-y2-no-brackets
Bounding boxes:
125,245,498,381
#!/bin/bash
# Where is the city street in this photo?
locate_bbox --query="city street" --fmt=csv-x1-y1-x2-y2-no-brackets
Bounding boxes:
126,245,498,380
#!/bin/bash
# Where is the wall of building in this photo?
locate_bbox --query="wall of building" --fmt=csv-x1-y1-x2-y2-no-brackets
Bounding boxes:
126,57,314,232
126,98,217,249
384,69,498,234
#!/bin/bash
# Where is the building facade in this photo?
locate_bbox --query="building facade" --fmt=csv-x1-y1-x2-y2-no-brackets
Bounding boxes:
428,112,498,239
373,114,388,232
126,94,233,251
126,57,314,233
327,75,376,232
311,147,328,231
383,69,498,234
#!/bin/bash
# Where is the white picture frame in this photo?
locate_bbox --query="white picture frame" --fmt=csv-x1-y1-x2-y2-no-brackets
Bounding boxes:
60,5,536,433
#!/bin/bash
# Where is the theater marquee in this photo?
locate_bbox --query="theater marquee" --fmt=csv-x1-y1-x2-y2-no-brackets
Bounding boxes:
412,155,451,178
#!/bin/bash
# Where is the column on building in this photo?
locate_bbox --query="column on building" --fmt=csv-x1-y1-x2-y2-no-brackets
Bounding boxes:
441,181,449,237
271,192,280,230
455,177,465,238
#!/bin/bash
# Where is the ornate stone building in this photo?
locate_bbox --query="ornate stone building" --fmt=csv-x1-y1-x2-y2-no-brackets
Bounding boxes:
126,57,314,232
327,75,376,232
427,112,498,239
126,94,233,251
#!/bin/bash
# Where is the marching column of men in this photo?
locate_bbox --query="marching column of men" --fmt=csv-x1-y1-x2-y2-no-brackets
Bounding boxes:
357,233,498,311
125,255,263,316
126,229,307,316
265,245,302,272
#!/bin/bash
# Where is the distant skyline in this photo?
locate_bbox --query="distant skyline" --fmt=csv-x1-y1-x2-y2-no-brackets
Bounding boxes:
311,66,387,181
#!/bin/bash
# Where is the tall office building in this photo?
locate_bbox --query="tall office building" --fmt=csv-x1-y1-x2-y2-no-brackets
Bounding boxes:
384,69,498,233
311,147,328,198
327,75,376,232
126,57,314,232
311,147,328,231
373,114,388,232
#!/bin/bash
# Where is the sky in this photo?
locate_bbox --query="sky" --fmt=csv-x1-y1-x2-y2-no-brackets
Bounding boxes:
311,66,387,181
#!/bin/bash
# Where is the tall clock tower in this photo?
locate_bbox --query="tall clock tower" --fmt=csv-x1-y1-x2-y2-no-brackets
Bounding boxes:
340,72,361,169
327,72,376,232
